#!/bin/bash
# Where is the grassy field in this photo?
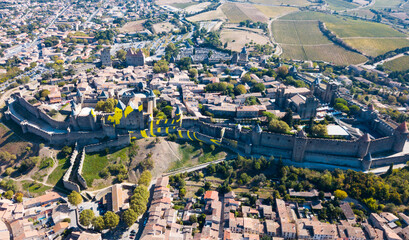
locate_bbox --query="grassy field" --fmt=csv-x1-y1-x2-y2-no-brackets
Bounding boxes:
21,180,52,196
384,55,409,72
326,0,359,11
254,5,298,19
273,20,331,45
82,147,130,187
344,38,409,57
221,3,250,23
83,152,109,187
249,0,311,6
47,157,69,185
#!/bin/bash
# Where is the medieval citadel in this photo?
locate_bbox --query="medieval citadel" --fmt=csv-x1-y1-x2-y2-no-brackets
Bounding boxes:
4,77,409,173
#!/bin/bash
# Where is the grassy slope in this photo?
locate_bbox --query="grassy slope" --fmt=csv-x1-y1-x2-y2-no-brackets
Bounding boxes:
47,157,69,186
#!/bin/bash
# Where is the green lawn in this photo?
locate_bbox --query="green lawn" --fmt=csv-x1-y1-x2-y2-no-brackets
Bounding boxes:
47,157,69,185
21,180,52,195
82,147,130,187
82,152,109,187
384,55,409,72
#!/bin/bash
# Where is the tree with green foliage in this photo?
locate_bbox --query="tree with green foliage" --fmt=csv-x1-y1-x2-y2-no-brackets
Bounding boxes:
268,119,291,133
311,124,328,137
251,83,265,92
3,190,13,199
103,211,119,230
234,84,246,95
334,190,348,200
138,170,152,187
349,105,361,115
153,60,169,73
282,109,293,127
123,209,138,227
92,216,105,231
68,191,83,206
95,98,118,113
14,192,23,203
277,66,288,78
80,209,95,227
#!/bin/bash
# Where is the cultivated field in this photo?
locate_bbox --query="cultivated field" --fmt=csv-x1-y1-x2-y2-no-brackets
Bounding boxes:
220,28,271,51
369,0,403,9
344,38,409,57
281,44,367,65
326,21,407,38
221,3,250,23
187,5,227,22
152,22,177,34
326,0,359,11
184,2,211,13
254,5,298,19
273,12,367,65
155,0,192,5
235,3,268,22
273,20,331,45
118,20,145,33
278,11,409,58
384,55,409,72
249,0,311,6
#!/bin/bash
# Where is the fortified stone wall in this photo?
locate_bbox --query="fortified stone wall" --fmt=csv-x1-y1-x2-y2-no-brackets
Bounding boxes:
62,146,81,193
304,138,358,157
76,149,87,189
84,134,130,153
371,155,409,168
369,137,395,153
17,96,69,130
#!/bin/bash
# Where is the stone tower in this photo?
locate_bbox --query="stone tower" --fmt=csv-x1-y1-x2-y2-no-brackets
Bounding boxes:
358,133,371,158
101,48,112,67
251,124,262,146
292,130,308,162
126,49,145,66
393,122,409,152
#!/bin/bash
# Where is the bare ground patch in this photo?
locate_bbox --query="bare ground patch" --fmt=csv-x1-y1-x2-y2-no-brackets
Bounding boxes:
152,22,177,34
221,28,271,52
119,20,145,33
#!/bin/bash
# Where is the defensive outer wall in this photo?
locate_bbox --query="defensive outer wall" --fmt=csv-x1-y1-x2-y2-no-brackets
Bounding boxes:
4,95,409,171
